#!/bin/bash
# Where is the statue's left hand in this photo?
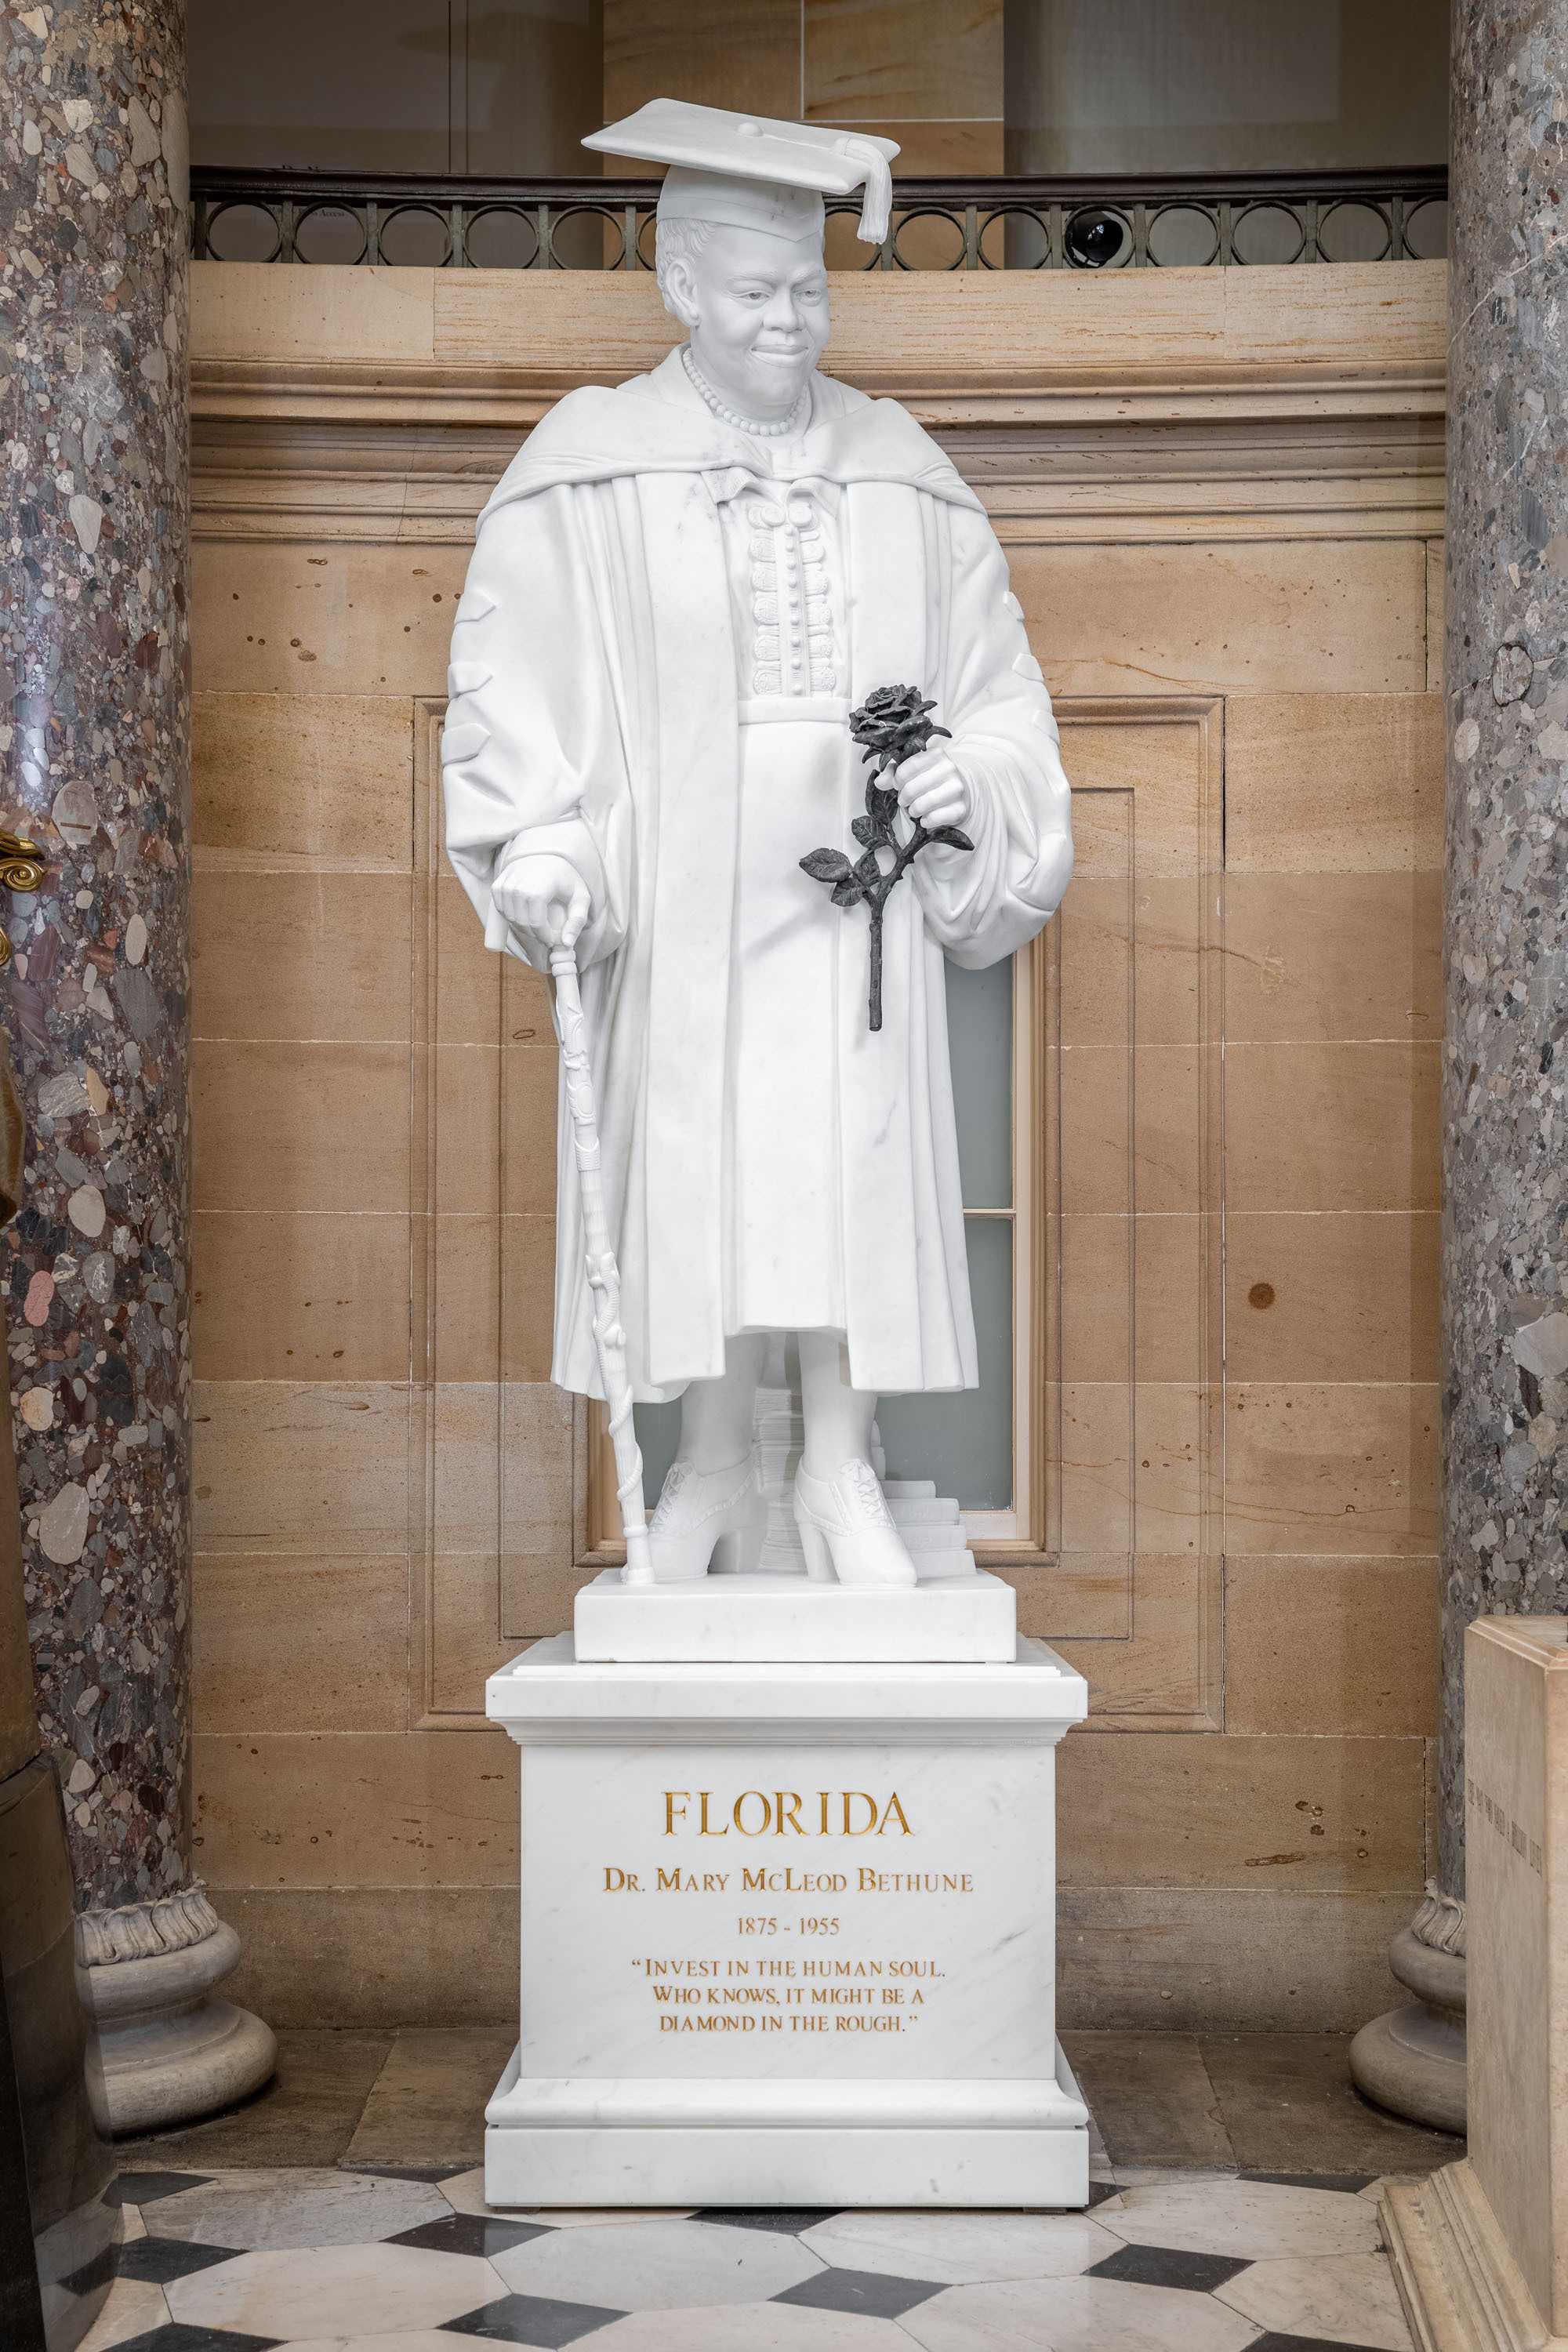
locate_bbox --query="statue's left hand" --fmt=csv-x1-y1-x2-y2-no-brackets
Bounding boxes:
895,747,972,834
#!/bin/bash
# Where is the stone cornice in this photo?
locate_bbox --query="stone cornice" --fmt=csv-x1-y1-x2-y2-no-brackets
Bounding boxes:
191,260,1447,546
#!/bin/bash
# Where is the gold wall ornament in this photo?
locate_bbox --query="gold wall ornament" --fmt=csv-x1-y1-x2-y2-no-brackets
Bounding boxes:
0,832,45,969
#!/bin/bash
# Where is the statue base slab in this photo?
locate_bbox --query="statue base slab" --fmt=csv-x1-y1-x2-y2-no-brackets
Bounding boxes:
574,1566,1017,1663
484,1635,1089,2208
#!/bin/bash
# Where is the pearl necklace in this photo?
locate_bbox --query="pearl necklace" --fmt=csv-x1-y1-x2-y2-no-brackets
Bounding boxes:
682,344,808,439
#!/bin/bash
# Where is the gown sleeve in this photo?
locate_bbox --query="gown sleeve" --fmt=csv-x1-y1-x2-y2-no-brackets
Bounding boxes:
910,502,1073,970
441,483,634,971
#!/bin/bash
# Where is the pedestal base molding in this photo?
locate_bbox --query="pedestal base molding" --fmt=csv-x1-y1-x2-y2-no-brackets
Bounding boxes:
1384,2162,1566,2352
77,1893,275,2136
486,2041,1090,2207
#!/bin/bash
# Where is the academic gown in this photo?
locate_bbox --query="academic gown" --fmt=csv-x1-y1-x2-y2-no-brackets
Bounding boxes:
441,348,1073,1403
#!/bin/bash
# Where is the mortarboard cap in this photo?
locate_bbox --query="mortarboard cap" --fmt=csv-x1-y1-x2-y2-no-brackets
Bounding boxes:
584,99,898,246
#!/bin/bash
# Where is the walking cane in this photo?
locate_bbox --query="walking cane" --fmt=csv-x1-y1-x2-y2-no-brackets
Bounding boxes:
549,947,654,1587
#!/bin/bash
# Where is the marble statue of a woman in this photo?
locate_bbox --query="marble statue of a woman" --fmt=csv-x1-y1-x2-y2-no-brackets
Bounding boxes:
443,100,1073,1594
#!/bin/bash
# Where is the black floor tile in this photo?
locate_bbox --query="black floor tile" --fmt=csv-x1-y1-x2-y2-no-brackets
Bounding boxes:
1246,2335,1398,2352
344,2161,476,2183
1243,2169,1378,2194
693,2206,841,2233
1089,2240,1252,2294
106,2172,212,2209
388,2212,554,2257
1086,2179,1120,2209
114,2239,247,2286
774,2266,945,2320
444,2292,626,2347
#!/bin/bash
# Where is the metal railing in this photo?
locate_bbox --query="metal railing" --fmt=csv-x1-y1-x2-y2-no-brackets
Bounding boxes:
191,165,1447,272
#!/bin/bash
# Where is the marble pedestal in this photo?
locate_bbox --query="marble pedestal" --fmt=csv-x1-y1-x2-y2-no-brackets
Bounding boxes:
1385,1618,1568,2350
485,1635,1089,2208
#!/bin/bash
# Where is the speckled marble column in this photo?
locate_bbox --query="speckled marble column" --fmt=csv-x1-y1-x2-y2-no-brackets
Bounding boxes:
1439,0,1568,1905
1,0,271,2129
1353,0,1568,2138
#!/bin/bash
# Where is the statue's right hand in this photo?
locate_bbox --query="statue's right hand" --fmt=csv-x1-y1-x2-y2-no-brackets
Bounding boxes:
492,852,592,955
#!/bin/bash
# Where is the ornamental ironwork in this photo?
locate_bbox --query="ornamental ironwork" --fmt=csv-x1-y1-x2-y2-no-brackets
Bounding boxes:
191,166,1446,272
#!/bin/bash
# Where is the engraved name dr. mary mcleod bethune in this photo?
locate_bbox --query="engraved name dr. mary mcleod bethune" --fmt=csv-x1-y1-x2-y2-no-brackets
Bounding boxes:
442,100,1073,1595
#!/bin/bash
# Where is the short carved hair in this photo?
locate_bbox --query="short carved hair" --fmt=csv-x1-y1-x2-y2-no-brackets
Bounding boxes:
653,216,716,316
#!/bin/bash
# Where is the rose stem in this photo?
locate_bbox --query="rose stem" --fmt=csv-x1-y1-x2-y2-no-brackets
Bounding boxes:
864,814,935,1033
868,905,884,1032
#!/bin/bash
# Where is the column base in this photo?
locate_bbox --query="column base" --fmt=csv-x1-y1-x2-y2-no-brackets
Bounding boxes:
76,1893,275,2137
1383,2161,1565,2352
1350,1901,1467,2136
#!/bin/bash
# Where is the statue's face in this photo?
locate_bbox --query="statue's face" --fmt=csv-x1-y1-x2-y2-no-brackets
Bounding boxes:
667,223,831,423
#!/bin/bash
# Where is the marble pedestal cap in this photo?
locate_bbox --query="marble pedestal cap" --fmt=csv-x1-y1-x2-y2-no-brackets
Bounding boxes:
574,1566,1018,1663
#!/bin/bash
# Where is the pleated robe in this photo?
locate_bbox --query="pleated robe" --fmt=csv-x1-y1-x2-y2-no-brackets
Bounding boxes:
442,352,1073,1403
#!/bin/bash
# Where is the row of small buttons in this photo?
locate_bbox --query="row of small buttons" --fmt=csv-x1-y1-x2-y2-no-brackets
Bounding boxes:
744,490,837,697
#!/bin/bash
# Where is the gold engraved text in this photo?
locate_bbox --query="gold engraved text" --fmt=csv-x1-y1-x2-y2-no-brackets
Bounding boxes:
663,1789,913,1838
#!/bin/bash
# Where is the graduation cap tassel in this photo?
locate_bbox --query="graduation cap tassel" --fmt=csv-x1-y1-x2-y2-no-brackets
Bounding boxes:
839,136,893,245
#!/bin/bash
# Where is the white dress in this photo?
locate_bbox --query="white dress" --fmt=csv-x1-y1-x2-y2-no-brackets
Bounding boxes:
715,445,851,1337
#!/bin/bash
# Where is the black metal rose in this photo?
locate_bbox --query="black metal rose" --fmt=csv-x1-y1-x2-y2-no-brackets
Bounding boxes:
799,686,973,1031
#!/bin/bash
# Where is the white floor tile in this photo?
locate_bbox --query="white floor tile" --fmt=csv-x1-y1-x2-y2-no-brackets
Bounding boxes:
440,2165,695,2223
147,2166,449,2249
590,2306,918,2350
799,2209,1120,2285
1110,2166,1240,2189
275,2336,495,2352
492,2216,822,2309
1101,2176,1384,2259
1218,2249,1415,2350
902,2274,1261,2352
167,2242,505,2339
437,2166,501,2219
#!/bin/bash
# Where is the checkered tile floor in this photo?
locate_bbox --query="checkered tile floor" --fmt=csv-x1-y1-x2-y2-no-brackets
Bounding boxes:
78,2163,1416,2350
